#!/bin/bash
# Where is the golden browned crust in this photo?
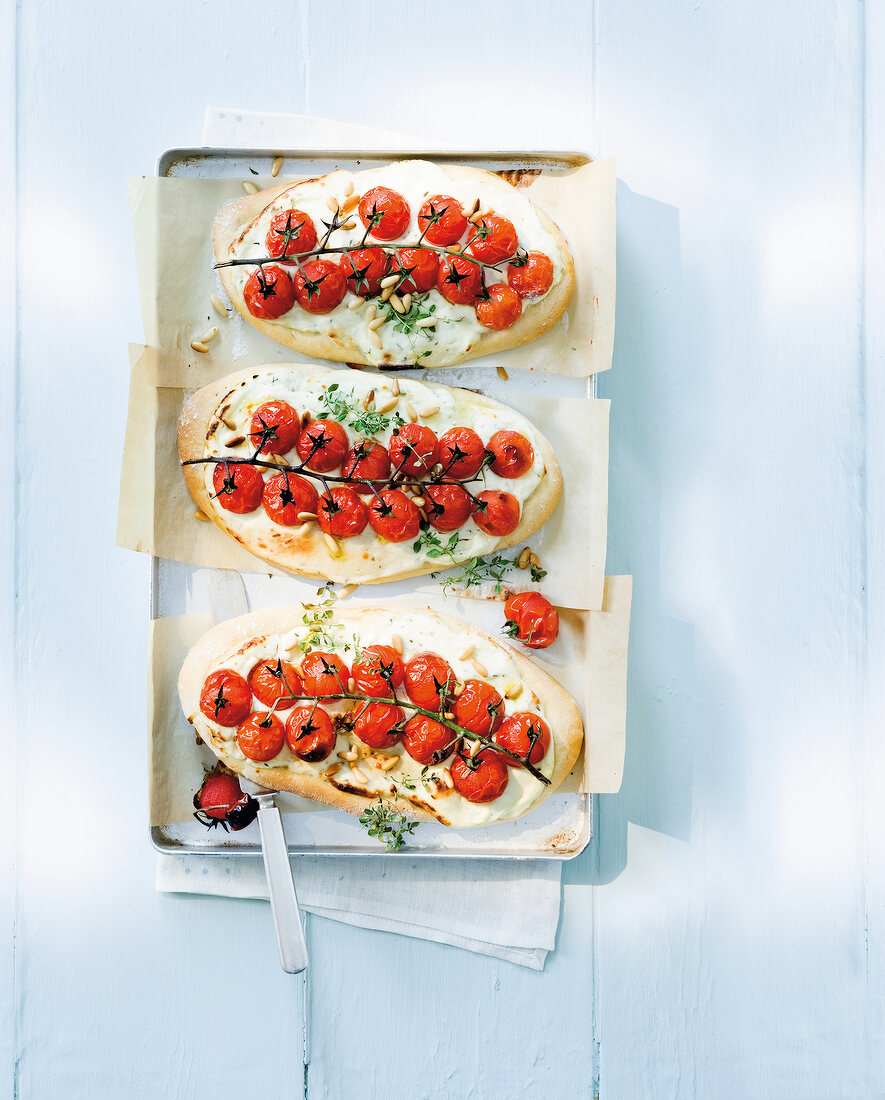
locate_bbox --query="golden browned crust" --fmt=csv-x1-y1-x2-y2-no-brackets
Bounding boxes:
212,164,575,368
177,605,584,827
177,364,562,585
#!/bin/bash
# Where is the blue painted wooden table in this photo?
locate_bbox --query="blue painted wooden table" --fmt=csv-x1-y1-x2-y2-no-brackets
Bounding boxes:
4,2,883,1097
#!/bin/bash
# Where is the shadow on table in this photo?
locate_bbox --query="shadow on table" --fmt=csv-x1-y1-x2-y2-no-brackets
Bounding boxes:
564,181,741,887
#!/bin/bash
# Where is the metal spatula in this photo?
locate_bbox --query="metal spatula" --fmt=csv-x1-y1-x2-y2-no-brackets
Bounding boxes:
208,570,308,974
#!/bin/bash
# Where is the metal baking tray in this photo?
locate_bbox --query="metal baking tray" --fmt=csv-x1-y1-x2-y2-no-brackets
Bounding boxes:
149,146,594,860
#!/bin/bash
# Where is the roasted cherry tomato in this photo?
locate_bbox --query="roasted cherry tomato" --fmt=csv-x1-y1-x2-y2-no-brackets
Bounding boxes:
402,715,454,765
340,247,390,296
473,490,520,536
212,462,264,514
353,701,405,749
437,427,486,479
351,644,405,697
368,489,421,543
249,400,301,455
341,441,391,495
404,652,455,710
437,254,483,305
488,430,534,478
389,423,439,477
193,768,258,831
418,195,468,246
243,264,296,320
451,749,509,803
265,208,318,262
359,186,411,241
475,283,522,330
199,669,252,726
286,706,337,761
262,472,319,526
317,487,369,538
247,658,303,711
503,592,559,650
300,651,350,697
293,259,347,314
495,712,551,766
507,251,554,299
452,679,504,737
296,418,349,472
423,483,474,532
237,712,285,762
466,213,518,264
389,247,439,294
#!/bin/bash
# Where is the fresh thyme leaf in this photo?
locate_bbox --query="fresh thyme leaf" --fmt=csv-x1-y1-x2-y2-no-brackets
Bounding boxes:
318,382,404,436
376,295,456,339
529,562,548,583
249,167,259,175
358,798,418,852
412,528,465,563
437,553,514,596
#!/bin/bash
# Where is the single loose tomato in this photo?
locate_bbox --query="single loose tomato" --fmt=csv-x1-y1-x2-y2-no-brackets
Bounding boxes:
418,195,468,246
488,430,534,478
359,186,411,241
340,247,389,296
300,651,350,697
316,487,369,538
266,208,318,262
451,750,509,803
424,483,474,532
368,489,421,543
199,669,252,726
351,644,405,697
212,462,264,513
507,251,554,299
286,706,337,761
453,679,504,737
262,472,319,526
193,769,257,831
495,712,551,766
249,400,301,454
243,264,296,320
389,247,439,294
475,283,522,330
296,418,349,472
353,701,405,749
466,213,518,264
473,490,520,536
247,658,303,711
503,592,559,650
341,441,391,495
437,427,486,479
293,259,347,314
404,652,455,710
237,712,285,762
389,423,439,477
437,254,483,305
402,715,454,765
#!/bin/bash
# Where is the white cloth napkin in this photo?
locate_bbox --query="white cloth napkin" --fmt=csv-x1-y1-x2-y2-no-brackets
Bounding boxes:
154,109,565,970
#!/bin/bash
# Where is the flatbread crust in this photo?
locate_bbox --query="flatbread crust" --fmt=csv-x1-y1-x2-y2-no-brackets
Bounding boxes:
178,605,583,827
213,163,575,368
178,364,563,585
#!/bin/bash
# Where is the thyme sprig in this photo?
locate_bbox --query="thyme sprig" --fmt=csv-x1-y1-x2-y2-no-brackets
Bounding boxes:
411,529,465,564
358,798,418,851
435,551,548,596
318,382,405,435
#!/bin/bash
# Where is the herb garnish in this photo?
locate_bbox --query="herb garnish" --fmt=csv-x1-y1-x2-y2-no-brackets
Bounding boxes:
358,798,418,851
412,528,464,563
318,382,405,436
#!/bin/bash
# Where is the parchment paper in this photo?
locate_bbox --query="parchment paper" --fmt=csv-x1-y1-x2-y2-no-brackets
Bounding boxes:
128,158,615,379
148,576,631,826
117,344,610,612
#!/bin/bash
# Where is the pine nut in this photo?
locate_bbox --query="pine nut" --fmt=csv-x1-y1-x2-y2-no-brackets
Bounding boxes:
459,644,475,661
375,395,399,414
220,416,236,430
363,389,375,410
341,219,357,231
529,552,542,568
348,296,366,310
380,274,400,289
380,756,399,772
405,403,418,423
504,681,523,700
444,711,455,720
323,533,341,556
419,405,439,418
468,212,483,225
225,435,246,448
338,585,359,601
271,156,284,177
344,181,354,196
497,366,509,381
297,511,316,523
518,547,532,570
200,325,219,344
190,341,209,354
365,303,377,322
380,286,394,302
390,294,405,314
449,242,463,252
453,680,465,696
324,762,343,776
210,294,229,317
340,193,359,214
368,317,384,331
391,633,404,655
343,747,360,762
391,379,400,396
415,317,436,329
194,510,210,522
242,180,259,194
441,766,454,789
351,766,368,784
411,496,425,508
469,198,481,215
468,739,480,758
471,657,489,678
326,196,339,213
401,293,412,312
368,330,383,349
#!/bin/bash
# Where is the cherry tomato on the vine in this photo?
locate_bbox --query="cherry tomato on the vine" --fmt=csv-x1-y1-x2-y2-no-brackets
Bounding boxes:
368,489,421,543
404,652,455,710
199,669,252,726
473,490,520,536
353,701,405,749
300,651,350,697
466,213,518,264
450,749,509,803
507,251,554,299
341,441,391,495
296,418,349,473
286,706,337,762
475,283,522,330
402,715,454,765
418,195,468,246
262,472,319,526
389,423,438,477
266,208,318,262
437,427,486,479
316,487,369,538
351,645,405,697
503,592,559,650
212,462,264,514
452,679,504,737
423,484,474,532
243,264,296,320
293,259,347,314
340,247,389,297
495,712,551,766
488,430,534,479
437,254,483,305
359,187,411,241
249,400,301,455
247,658,303,711
389,247,439,294
237,712,285,762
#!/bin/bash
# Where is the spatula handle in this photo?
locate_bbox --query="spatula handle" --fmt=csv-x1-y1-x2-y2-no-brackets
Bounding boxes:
256,797,308,974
